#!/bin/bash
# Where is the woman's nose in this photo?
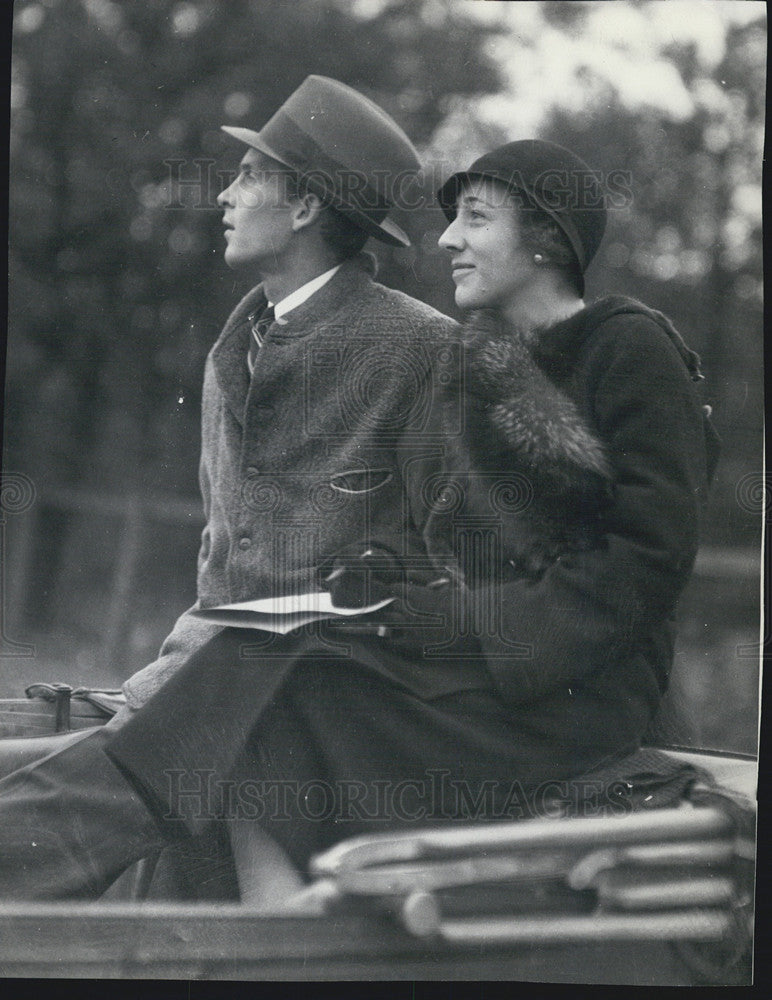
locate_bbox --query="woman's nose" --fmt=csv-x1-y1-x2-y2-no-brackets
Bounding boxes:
438,218,463,251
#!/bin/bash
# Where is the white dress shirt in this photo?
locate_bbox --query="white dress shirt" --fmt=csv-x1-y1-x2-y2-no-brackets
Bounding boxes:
247,264,342,374
271,264,342,322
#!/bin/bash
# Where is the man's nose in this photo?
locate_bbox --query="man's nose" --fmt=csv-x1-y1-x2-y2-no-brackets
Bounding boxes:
217,183,234,209
438,217,463,251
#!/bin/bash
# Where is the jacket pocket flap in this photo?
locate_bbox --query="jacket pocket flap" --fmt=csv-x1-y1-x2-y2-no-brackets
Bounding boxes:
329,468,394,494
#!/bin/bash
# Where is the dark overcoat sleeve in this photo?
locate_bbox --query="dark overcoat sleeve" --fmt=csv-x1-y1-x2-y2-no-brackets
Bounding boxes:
473,313,712,705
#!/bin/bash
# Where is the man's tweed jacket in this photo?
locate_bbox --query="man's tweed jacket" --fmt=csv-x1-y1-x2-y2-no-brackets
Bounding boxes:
123,256,472,707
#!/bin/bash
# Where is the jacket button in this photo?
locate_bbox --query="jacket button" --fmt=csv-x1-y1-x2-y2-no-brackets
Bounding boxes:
246,466,259,477
238,536,252,550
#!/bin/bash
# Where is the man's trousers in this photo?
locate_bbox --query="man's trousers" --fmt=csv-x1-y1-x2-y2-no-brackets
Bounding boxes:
0,625,535,899
0,720,168,899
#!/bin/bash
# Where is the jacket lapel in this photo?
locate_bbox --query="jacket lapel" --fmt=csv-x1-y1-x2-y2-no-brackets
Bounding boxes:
209,259,376,428
211,284,268,427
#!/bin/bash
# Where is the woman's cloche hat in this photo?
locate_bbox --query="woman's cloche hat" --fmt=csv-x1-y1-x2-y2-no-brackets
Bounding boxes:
222,75,421,247
438,139,608,275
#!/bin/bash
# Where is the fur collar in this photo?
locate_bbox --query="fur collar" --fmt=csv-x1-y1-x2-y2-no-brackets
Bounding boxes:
456,309,612,485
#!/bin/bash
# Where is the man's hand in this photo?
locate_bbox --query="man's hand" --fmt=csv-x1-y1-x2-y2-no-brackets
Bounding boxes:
319,544,468,647
320,544,403,608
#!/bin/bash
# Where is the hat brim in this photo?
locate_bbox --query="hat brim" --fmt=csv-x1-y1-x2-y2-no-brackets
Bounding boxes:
437,171,471,223
221,125,411,247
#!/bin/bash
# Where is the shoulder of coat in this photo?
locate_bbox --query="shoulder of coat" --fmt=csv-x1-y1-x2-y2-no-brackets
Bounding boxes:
581,310,698,400
588,308,686,362
369,281,458,334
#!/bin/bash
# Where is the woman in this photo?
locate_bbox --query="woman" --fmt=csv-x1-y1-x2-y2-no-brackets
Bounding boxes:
332,138,719,796
407,138,719,773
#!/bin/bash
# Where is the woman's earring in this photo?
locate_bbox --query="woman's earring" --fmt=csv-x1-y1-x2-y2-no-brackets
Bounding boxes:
533,253,544,264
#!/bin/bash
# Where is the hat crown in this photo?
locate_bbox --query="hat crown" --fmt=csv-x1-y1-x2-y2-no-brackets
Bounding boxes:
276,76,421,179
222,76,421,247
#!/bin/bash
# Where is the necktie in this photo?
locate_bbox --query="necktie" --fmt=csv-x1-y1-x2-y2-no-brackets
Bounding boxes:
247,304,275,375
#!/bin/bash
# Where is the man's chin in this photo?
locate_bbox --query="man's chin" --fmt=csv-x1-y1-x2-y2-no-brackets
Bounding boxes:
223,249,258,273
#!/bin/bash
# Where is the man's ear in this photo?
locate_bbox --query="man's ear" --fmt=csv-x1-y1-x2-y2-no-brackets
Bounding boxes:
291,192,325,232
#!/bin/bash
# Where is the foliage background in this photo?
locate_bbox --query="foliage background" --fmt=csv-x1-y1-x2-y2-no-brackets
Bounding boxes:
2,0,765,752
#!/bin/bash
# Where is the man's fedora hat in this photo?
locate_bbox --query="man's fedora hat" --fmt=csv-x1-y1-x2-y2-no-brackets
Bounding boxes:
438,139,607,281
222,75,421,247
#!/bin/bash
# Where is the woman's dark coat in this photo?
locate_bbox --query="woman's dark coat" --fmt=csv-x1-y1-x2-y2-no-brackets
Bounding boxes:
403,295,719,774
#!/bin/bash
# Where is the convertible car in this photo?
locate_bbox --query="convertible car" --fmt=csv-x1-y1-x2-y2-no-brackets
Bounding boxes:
0,683,756,984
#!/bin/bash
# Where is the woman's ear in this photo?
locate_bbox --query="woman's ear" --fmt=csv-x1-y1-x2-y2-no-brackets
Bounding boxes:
291,192,325,232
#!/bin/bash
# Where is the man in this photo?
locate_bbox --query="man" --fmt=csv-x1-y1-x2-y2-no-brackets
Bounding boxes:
0,75,488,901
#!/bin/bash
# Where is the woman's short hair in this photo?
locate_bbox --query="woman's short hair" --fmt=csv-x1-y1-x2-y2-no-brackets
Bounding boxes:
517,205,584,297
